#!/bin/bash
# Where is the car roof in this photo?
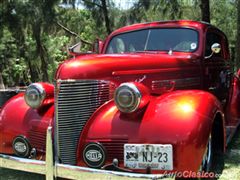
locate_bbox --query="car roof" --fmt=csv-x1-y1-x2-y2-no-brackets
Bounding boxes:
110,20,216,36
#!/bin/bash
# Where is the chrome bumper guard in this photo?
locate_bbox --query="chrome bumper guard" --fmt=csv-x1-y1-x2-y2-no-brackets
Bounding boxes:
0,127,165,180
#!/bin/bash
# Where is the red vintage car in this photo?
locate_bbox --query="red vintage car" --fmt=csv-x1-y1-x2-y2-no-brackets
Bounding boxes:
0,20,239,178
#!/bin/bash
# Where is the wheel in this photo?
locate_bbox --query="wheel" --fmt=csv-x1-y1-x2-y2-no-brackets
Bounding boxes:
175,135,214,180
200,135,213,172
175,135,213,180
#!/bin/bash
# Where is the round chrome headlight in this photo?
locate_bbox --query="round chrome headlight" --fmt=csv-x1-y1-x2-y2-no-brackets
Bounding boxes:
114,83,141,113
24,83,46,109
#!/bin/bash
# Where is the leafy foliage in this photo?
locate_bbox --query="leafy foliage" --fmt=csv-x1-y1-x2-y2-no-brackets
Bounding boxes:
0,27,27,87
0,0,239,87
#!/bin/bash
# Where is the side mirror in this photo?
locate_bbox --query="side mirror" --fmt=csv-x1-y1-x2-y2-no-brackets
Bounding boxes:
205,43,221,59
211,43,221,54
93,39,104,54
68,42,82,55
68,40,94,56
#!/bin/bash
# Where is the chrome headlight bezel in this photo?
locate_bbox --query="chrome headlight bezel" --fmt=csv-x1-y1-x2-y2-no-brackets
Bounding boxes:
24,83,46,109
114,83,142,113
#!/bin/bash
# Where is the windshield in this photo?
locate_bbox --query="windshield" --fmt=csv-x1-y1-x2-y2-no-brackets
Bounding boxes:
106,28,198,54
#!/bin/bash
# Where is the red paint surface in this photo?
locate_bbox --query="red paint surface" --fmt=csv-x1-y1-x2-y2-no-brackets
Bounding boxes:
0,85,54,159
77,90,222,172
0,20,239,173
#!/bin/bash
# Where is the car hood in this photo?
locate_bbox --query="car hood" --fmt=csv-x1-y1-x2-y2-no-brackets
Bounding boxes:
56,53,199,83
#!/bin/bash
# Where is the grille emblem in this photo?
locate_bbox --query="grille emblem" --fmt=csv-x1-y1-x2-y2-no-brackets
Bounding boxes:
12,136,31,158
86,150,102,162
83,143,106,168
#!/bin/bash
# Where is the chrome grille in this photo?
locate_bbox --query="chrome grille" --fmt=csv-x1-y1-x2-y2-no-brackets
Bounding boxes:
100,139,128,163
29,127,46,152
56,80,111,165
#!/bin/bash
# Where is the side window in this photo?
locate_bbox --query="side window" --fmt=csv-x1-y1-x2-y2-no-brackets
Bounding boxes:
106,30,148,54
107,38,125,53
205,32,223,57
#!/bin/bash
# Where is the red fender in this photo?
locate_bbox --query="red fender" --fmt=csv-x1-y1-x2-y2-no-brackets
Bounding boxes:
0,93,54,158
227,74,240,125
77,90,223,173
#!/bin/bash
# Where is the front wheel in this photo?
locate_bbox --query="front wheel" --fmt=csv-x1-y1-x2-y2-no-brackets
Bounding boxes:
175,135,214,180
200,135,213,172
176,135,214,180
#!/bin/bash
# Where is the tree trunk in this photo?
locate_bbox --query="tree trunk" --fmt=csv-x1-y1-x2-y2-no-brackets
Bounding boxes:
236,0,240,68
39,44,49,82
0,71,5,89
27,59,39,82
19,32,39,83
33,24,49,82
101,0,112,34
200,0,210,23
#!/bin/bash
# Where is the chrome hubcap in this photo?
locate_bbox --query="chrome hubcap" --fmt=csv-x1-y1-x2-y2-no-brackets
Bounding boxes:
200,135,212,171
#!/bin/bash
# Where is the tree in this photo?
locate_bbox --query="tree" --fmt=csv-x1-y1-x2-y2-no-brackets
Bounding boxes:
3,0,60,82
210,0,236,62
0,73,4,89
236,0,240,67
122,0,182,24
0,1,6,88
0,0,239,88
0,27,28,87
61,0,76,9
29,0,60,82
0,0,71,85
100,0,112,34
200,0,210,23
82,0,112,34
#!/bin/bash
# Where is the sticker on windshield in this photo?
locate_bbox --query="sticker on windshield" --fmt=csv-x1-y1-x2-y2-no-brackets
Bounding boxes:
190,43,197,50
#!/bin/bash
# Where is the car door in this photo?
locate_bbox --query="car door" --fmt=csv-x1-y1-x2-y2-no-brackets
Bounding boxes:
203,29,231,104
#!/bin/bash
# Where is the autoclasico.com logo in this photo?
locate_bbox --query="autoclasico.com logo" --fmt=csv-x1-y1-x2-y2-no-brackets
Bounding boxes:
163,171,222,178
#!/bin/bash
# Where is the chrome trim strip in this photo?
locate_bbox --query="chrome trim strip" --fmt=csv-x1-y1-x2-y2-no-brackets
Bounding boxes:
46,127,54,180
152,77,201,90
55,163,165,179
57,79,110,83
0,126,165,179
0,154,46,175
54,80,60,163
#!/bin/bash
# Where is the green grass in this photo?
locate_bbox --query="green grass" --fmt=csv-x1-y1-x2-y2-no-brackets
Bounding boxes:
1,128,240,180
218,127,240,180
0,168,44,180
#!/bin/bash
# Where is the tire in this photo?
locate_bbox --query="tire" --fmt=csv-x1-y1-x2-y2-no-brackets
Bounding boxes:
175,121,225,180
175,135,214,180
199,135,213,172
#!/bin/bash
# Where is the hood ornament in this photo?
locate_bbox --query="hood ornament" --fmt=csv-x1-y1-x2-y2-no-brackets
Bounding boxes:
135,75,147,83
168,48,173,55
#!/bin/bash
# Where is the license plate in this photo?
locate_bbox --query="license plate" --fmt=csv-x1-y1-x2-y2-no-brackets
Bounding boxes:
124,144,173,170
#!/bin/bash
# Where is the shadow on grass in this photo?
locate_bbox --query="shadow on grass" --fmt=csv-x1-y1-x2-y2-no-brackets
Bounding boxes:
224,126,240,167
0,168,45,180
212,126,240,179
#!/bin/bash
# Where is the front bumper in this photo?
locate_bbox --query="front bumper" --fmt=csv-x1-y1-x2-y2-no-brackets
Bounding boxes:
0,127,165,180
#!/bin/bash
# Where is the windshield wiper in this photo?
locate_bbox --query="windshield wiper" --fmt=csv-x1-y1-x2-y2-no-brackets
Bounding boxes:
131,50,158,54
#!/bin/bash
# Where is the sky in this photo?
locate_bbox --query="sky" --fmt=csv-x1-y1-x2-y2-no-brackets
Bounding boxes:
60,0,136,10
113,0,136,9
